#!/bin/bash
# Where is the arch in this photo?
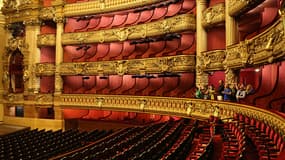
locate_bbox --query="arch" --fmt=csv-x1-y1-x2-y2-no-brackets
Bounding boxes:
8,49,24,93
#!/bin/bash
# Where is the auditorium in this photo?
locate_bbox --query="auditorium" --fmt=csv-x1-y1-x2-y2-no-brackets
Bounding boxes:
0,0,285,159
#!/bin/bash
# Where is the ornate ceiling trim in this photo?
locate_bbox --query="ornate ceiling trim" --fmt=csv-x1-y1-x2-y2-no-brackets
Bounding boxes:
229,0,265,17
225,19,285,69
35,55,195,76
63,0,163,17
202,3,225,28
199,50,226,71
60,13,196,45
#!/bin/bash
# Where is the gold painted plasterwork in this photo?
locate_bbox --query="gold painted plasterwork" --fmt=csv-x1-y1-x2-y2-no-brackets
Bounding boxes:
60,14,195,45
55,94,285,137
202,3,225,28
63,0,163,17
228,0,265,17
34,63,56,76
224,19,285,69
35,55,195,76
37,34,56,46
37,14,195,46
200,50,226,71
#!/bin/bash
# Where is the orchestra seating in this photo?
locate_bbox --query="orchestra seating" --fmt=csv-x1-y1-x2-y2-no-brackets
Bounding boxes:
0,116,284,159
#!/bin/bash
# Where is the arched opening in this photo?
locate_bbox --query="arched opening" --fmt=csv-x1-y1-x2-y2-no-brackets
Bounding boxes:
8,49,24,93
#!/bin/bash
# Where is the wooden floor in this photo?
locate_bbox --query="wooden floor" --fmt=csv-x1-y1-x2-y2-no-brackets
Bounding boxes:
0,123,30,137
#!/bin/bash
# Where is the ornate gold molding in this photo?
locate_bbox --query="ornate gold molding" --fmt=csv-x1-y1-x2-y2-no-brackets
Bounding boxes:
37,34,56,46
37,14,195,46
6,37,29,53
54,94,285,136
34,94,54,105
224,19,285,69
34,63,56,76
4,8,40,24
3,93,24,105
224,40,252,69
229,0,265,17
61,14,195,45
63,0,163,17
200,50,226,71
202,3,225,28
35,55,195,76
251,20,285,64
39,7,56,20
2,0,39,12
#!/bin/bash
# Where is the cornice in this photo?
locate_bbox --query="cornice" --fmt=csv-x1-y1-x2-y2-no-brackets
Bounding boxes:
35,55,195,76
63,0,163,17
200,50,226,71
61,13,196,45
202,3,225,28
229,0,265,17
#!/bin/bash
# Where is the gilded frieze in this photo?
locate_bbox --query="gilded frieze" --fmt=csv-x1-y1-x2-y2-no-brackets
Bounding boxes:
2,0,39,12
202,3,225,28
4,8,40,24
63,0,163,17
228,0,265,17
224,19,285,69
200,50,226,71
3,93,24,104
61,14,195,45
55,94,285,136
34,63,56,76
224,40,252,69
39,7,56,20
57,55,195,76
35,94,54,105
37,34,56,46
6,37,29,53
251,20,285,64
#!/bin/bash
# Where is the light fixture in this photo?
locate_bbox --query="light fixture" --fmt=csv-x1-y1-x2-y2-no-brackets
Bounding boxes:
254,68,260,72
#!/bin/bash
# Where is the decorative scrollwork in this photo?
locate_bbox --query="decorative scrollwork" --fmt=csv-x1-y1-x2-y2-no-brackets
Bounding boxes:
202,3,225,28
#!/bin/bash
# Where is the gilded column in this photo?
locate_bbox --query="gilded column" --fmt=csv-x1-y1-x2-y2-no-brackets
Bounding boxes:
25,21,41,94
225,0,239,85
196,0,208,87
0,1,5,121
54,5,64,120
54,18,64,95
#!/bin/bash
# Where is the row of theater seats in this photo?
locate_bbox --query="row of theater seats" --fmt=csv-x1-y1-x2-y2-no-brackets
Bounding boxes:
189,125,214,160
62,73,195,97
222,122,246,159
229,113,285,159
0,128,112,160
53,119,198,160
60,32,195,62
62,0,194,33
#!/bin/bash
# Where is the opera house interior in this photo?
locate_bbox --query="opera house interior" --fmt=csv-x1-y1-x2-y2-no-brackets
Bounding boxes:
0,0,285,159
